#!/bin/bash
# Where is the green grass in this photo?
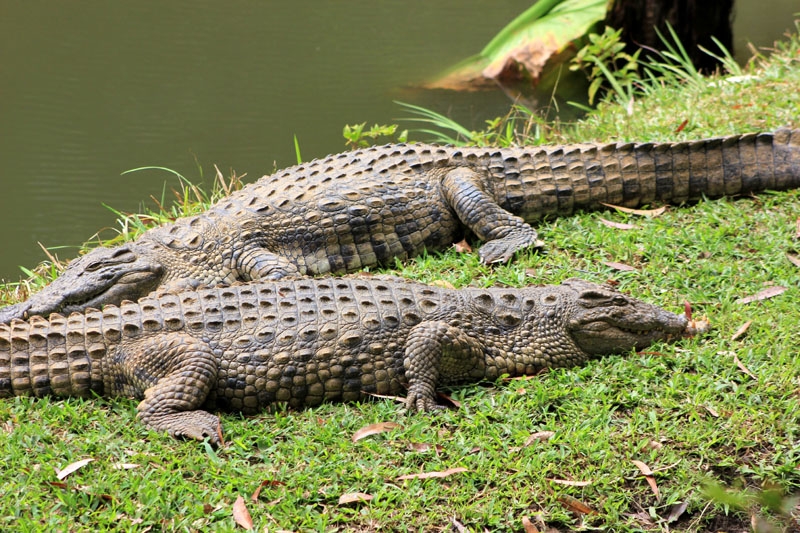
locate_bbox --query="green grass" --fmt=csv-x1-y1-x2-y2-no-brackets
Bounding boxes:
2,26,800,533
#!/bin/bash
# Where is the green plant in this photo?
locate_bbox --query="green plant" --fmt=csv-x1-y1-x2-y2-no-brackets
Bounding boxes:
395,100,549,147
569,26,641,108
342,122,407,149
570,22,742,114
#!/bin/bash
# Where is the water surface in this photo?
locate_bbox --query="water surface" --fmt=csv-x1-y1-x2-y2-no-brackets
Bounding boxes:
0,1,796,281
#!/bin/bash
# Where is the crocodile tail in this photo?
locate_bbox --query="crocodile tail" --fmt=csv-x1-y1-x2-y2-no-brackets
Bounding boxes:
626,128,800,206
0,311,107,398
507,129,800,219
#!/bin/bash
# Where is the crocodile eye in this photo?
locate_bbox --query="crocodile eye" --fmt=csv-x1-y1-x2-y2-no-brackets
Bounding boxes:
85,261,103,272
612,295,628,306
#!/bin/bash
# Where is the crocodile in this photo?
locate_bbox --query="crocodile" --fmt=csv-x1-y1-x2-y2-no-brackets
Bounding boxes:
1,129,798,323
0,277,695,444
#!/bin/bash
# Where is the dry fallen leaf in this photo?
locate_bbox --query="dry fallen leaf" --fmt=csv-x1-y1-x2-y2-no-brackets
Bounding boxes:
547,478,592,487
352,421,401,442
56,458,94,481
112,463,140,470
603,261,637,272
523,431,555,448
632,460,660,500
396,467,468,481
451,517,467,533
666,501,690,523
428,279,456,289
453,239,473,253
599,218,639,230
360,391,406,403
406,442,443,454
735,285,787,305
250,479,286,501
731,320,752,341
786,253,800,268
732,353,757,380
338,492,373,505
558,495,595,515
436,390,461,409
232,496,253,530
601,203,667,217
521,516,540,533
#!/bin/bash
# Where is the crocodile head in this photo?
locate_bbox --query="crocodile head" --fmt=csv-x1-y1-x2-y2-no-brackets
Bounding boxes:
563,278,690,355
0,243,165,322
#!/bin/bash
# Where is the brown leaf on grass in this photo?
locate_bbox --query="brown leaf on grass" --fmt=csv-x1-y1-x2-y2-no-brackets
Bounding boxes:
735,285,787,305
337,492,373,505
232,496,253,530
666,501,690,523
428,279,456,289
523,431,555,448
250,479,286,501
632,460,660,500
731,320,752,341
796,217,800,239
46,481,113,502
56,458,94,481
674,119,689,133
215,421,225,447
352,422,401,442
557,495,595,515
360,391,406,403
406,442,443,454
396,467,468,481
547,478,592,487
112,463,140,470
599,218,639,230
453,239,473,253
436,390,461,409
601,203,667,217
522,516,540,533
603,261,637,272
703,404,720,418
787,253,800,268
733,353,757,380
451,517,467,533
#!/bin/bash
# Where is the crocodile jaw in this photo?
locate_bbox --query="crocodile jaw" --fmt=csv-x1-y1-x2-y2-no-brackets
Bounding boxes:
0,245,165,321
570,315,689,355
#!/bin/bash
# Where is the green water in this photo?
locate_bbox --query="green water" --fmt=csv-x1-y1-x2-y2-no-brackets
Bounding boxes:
0,1,796,281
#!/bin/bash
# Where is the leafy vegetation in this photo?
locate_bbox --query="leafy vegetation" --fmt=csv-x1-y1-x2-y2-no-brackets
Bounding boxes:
424,0,606,91
1,22,800,533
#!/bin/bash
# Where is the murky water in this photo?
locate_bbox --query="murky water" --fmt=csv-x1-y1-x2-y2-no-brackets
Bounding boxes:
1,1,797,281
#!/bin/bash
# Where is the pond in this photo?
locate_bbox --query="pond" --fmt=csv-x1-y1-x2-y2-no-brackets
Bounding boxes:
0,1,797,281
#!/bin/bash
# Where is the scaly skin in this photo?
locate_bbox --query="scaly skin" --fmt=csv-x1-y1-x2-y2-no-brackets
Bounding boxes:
0,277,690,444
2,129,798,322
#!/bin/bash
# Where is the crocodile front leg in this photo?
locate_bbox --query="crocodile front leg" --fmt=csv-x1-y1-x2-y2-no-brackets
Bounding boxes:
110,333,221,444
403,321,486,412
441,168,543,263
237,244,302,280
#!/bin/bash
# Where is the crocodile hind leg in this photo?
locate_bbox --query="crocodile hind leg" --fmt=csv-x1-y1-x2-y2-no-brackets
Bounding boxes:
110,333,220,444
403,321,486,412
441,167,543,263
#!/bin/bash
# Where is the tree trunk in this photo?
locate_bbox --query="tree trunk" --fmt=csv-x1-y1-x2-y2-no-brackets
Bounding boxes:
605,0,735,73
